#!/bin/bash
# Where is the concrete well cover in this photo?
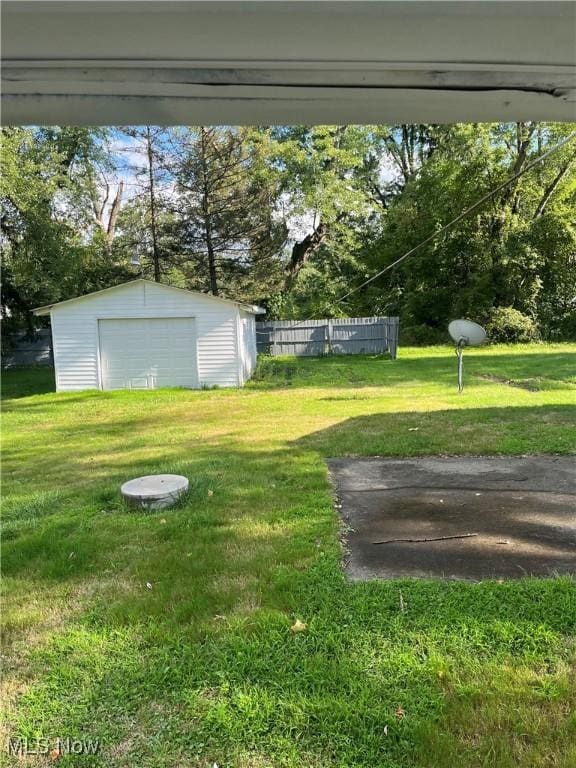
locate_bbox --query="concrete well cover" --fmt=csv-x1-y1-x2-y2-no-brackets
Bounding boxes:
328,456,576,581
121,474,189,510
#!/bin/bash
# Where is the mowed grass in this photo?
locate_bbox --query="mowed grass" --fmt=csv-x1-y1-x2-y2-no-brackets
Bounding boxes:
2,344,576,768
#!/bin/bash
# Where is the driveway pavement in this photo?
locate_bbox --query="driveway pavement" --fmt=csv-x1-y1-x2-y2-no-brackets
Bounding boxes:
328,456,576,580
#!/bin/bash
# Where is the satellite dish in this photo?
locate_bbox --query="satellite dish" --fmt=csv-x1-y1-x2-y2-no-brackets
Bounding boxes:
448,319,487,348
448,319,487,393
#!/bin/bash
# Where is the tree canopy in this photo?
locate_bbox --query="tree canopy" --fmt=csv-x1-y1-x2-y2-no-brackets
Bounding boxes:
2,122,575,344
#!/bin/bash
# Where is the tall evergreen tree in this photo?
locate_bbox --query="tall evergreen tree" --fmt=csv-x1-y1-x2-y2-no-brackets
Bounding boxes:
171,126,286,299
112,126,176,282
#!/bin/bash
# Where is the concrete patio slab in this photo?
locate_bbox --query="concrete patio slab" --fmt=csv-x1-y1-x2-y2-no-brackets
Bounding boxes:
327,457,576,581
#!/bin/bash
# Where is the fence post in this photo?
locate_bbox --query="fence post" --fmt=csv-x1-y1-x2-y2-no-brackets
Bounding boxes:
379,317,386,355
389,318,399,360
326,319,332,355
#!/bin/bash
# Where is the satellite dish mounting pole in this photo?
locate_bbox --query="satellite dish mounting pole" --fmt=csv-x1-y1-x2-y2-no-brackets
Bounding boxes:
456,338,465,393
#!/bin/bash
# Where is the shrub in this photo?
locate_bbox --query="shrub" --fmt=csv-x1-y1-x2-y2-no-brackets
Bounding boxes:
486,307,540,343
400,324,446,345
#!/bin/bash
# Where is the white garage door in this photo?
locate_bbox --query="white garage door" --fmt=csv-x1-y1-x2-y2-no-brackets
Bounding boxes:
98,318,198,390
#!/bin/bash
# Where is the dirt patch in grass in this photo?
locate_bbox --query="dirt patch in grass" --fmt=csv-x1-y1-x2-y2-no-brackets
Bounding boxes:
476,373,540,391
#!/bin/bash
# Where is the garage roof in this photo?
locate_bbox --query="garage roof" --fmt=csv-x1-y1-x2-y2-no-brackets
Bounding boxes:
33,279,265,316
2,1,575,125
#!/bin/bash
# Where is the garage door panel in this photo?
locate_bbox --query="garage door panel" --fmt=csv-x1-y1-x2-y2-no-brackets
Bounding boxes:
98,318,198,390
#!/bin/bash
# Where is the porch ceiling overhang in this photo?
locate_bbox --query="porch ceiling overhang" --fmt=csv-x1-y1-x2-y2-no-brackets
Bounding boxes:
2,1,575,126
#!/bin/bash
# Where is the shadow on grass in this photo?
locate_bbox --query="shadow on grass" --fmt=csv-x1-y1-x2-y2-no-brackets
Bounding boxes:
3,401,574,583
3,397,576,766
1,366,56,399
4,443,575,768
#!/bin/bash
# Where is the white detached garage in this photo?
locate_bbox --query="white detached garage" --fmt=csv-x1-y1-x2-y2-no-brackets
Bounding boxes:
34,280,263,392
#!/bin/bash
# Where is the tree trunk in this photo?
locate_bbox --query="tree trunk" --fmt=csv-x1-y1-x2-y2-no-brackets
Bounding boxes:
284,222,329,289
534,156,575,218
146,127,161,283
106,180,123,251
200,127,219,295
490,122,536,240
91,178,123,257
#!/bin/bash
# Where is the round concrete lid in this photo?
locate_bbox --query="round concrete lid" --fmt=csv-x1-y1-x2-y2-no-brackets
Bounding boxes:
121,474,189,509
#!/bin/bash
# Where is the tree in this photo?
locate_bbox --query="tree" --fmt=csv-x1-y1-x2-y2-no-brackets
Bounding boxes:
352,122,576,341
269,125,377,291
1,126,130,342
90,179,124,256
171,126,286,299
112,126,175,282
3,121,574,344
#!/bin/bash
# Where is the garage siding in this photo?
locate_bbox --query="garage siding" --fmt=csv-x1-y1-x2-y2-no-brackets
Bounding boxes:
238,309,257,384
50,281,242,391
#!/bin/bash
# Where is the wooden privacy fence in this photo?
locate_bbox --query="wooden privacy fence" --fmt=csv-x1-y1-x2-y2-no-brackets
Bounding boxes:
256,317,399,359
2,329,53,368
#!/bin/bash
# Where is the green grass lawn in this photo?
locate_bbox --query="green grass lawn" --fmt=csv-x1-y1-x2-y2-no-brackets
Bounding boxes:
2,344,576,768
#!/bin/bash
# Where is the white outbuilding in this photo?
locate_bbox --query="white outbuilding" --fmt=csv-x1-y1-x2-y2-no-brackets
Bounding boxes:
34,280,264,392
